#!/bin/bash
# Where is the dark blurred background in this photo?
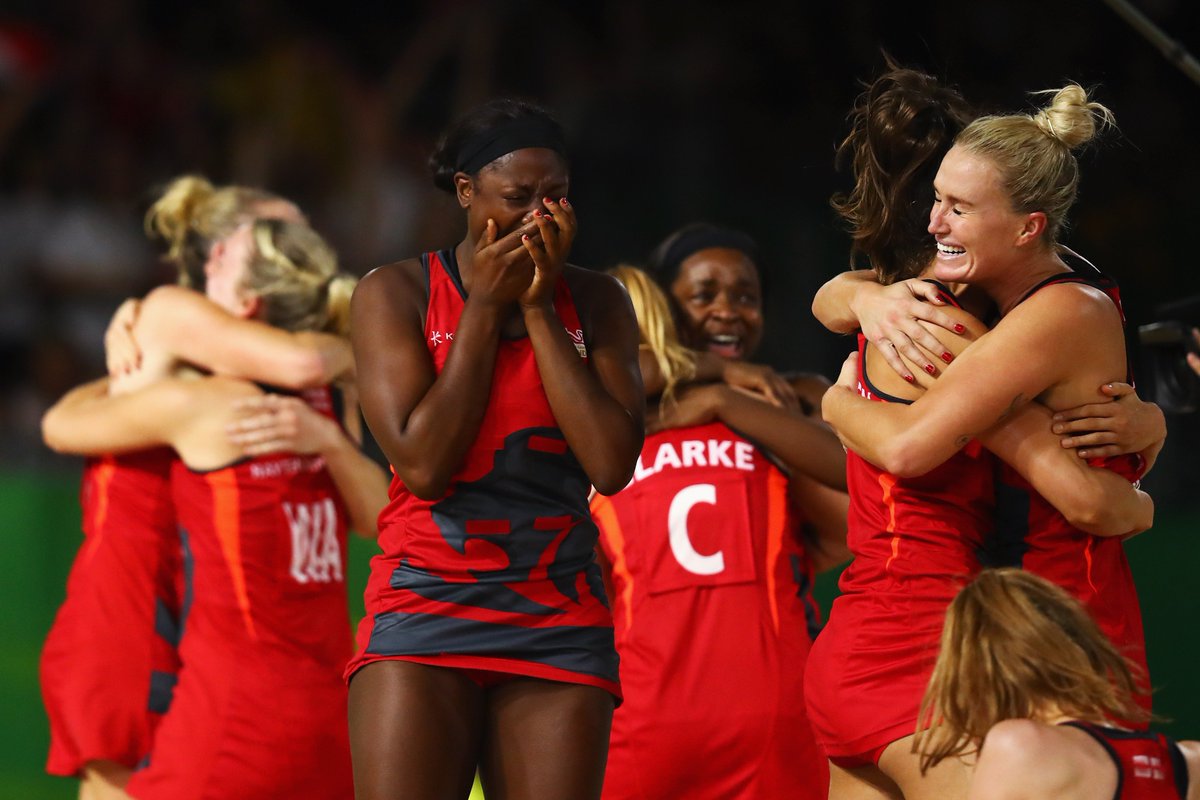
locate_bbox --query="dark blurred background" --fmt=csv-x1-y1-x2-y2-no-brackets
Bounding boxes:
2,1,1198,796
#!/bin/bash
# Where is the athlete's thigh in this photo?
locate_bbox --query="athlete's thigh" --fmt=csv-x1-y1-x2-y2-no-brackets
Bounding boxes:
479,678,614,800
877,733,972,800
829,759,905,800
348,660,485,800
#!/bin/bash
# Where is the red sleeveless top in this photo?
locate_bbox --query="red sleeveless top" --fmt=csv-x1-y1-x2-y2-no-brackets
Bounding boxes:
348,250,619,695
41,448,181,775
592,421,826,798
985,255,1149,698
1061,721,1188,799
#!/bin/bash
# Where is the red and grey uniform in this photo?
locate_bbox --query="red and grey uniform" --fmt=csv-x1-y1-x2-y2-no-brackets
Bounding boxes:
805,284,995,766
126,386,352,800
41,448,183,776
984,255,1149,699
1060,721,1189,799
591,421,826,799
346,249,618,696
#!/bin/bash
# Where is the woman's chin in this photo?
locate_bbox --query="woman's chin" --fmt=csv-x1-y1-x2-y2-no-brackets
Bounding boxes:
933,259,972,284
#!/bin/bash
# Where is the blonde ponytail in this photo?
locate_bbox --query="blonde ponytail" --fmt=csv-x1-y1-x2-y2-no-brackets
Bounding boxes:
145,175,217,287
325,274,358,337
607,264,696,404
144,174,301,288
243,219,344,335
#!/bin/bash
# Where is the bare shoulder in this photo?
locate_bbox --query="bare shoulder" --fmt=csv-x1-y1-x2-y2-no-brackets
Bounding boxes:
1002,281,1121,332
353,258,427,320
138,283,210,326
143,283,196,307
787,372,833,415
357,258,426,297
971,720,1110,800
164,374,261,408
564,264,627,301
563,265,636,334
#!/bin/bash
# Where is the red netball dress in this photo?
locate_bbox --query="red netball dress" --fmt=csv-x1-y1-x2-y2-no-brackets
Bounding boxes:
1059,721,1189,799
41,448,182,776
346,249,619,696
125,385,353,800
984,256,1150,699
805,287,995,766
591,421,827,800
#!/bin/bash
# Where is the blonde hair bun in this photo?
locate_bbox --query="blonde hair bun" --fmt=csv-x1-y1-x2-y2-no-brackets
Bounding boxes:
1032,84,1115,150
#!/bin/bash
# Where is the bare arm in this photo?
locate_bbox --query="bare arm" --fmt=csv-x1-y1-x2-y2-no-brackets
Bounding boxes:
225,395,389,538
42,377,194,456
1052,382,1166,470
519,201,644,494
812,269,965,379
651,383,847,491
825,300,1150,536
525,268,645,495
981,402,1153,537
789,474,851,572
127,285,353,389
822,284,1121,477
638,347,798,409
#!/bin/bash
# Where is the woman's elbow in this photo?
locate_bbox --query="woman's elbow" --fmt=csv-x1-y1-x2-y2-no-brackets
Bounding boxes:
591,467,634,497
41,409,72,454
1055,484,1120,536
397,468,449,502
285,350,329,389
877,438,934,478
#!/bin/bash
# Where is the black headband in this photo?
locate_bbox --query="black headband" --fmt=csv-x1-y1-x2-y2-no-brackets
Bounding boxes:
455,116,567,175
660,227,760,278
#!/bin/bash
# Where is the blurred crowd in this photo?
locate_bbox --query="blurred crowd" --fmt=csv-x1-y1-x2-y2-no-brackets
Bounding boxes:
2,0,1197,479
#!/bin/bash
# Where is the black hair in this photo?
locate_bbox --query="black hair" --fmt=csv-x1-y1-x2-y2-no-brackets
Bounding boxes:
647,222,763,291
428,98,568,193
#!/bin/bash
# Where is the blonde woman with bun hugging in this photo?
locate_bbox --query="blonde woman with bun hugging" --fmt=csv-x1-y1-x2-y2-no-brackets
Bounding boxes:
592,263,837,800
38,177,367,800
806,72,1159,800
918,568,1199,800
42,218,387,799
105,174,352,391
821,82,1157,686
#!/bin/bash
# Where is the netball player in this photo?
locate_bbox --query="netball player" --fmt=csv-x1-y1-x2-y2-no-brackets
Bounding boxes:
804,68,1156,800
593,261,837,799
346,98,643,800
38,177,362,800
918,569,1199,800
42,218,384,799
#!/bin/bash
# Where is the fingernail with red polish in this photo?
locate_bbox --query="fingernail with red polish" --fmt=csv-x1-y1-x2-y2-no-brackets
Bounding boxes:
560,197,569,206
544,197,553,204
904,374,915,383
941,352,953,363
521,234,530,241
534,210,543,218
954,324,966,334
924,364,936,375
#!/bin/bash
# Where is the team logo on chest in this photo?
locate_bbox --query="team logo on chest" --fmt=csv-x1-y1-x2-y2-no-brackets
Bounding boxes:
428,327,586,356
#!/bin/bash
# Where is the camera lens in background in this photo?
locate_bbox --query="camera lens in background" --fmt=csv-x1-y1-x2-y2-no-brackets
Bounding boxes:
1138,320,1200,413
